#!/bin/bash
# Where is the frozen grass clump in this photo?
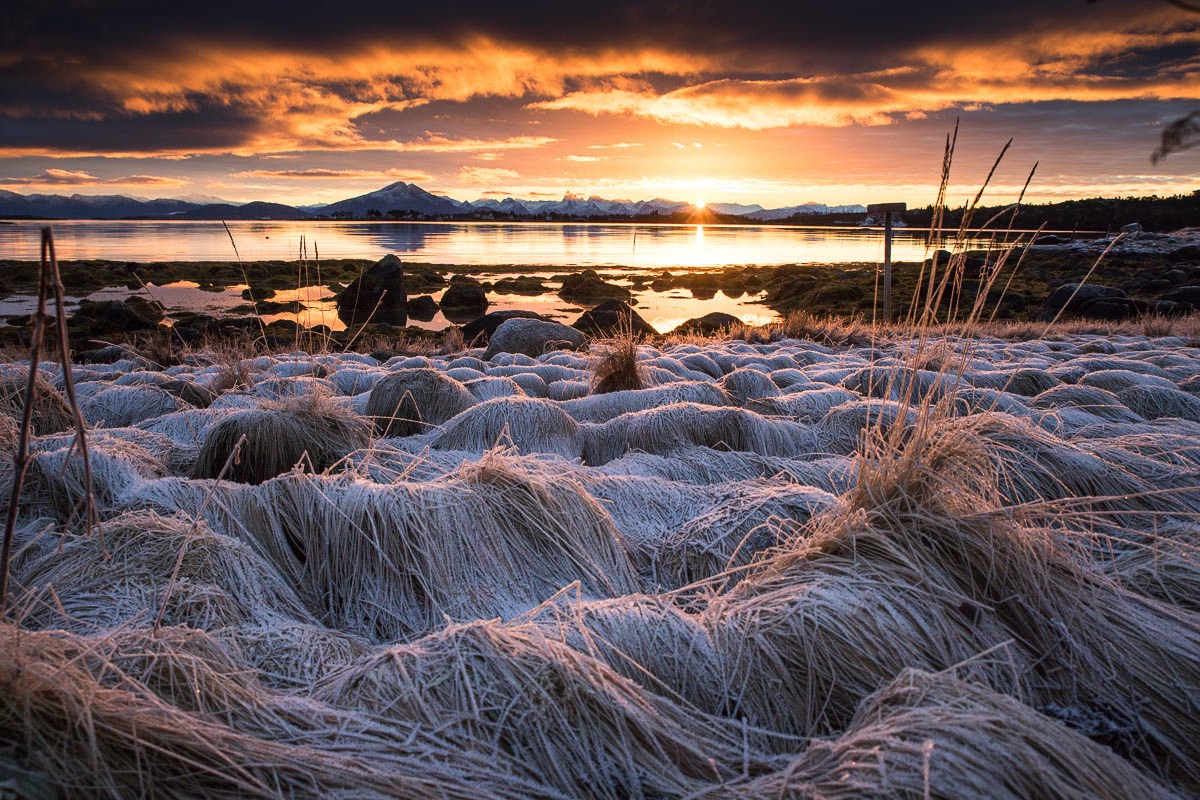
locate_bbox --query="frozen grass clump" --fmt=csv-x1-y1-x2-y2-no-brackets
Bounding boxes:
1030,383,1146,423
526,593,727,713
812,399,918,456
747,387,859,422
192,398,372,485
16,510,313,632
1119,384,1200,422
561,381,730,423
434,395,583,458
701,668,1179,800
463,375,525,400
23,431,168,523
242,451,638,640
80,385,183,428
364,367,476,437
583,403,817,465
313,619,766,800
718,367,781,405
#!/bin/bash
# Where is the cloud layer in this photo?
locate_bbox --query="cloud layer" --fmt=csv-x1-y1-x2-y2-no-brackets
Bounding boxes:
1,1,1196,204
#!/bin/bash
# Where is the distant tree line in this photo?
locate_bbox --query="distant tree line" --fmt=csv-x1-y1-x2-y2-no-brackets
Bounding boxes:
902,191,1200,234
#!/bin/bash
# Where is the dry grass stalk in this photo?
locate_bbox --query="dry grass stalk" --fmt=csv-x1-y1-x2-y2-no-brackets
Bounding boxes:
591,319,644,394
2,228,96,617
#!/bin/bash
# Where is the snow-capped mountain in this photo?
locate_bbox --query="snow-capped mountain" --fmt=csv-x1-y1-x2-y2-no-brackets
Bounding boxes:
747,203,868,221
317,181,462,218
0,182,868,221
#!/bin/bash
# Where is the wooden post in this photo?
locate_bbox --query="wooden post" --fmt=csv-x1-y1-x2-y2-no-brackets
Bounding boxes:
867,202,906,322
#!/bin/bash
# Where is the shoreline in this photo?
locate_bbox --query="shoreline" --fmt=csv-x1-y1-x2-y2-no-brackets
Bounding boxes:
0,230,1198,352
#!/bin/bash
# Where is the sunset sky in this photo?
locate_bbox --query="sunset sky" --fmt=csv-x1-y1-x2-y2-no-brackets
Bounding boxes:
2,0,1198,209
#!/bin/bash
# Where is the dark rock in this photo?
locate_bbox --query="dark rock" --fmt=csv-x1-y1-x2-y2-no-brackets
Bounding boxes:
407,294,438,321
989,289,1025,311
460,310,553,345
671,312,743,336
337,254,407,325
1161,269,1188,285
1147,300,1187,316
1169,244,1200,261
559,269,631,303
1078,297,1137,321
493,276,549,295
125,295,165,323
650,270,677,291
572,299,657,338
69,299,161,336
1162,285,1200,306
440,282,488,310
1038,283,1125,320
1034,235,1069,245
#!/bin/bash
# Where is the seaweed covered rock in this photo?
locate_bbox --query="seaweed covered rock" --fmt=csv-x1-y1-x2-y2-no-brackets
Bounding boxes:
558,269,631,303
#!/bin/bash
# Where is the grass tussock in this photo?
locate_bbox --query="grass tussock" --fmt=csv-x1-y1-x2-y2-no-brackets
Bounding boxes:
591,333,644,394
0,367,73,436
364,367,475,437
193,389,371,484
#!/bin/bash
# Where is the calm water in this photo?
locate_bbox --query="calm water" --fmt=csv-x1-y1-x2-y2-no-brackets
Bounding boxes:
0,220,1000,333
0,219,956,267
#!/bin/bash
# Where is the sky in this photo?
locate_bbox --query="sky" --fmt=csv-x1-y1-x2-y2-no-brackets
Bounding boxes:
1,0,1198,209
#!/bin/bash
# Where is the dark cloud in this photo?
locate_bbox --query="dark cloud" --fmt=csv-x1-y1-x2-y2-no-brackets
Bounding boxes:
5,0,1192,73
0,93,267,154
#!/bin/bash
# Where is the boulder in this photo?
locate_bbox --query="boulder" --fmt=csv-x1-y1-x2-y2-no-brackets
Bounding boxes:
572,299,657,339
337,254,407,325
1169,244,1200,261
1038,283,1125,320
1120,222,1143,234
670,312,743,336
1077,297,1138,321
483,318,587,360
440,282,488,311
460,310,553,345
407,294,438,321
1162,285,1200,306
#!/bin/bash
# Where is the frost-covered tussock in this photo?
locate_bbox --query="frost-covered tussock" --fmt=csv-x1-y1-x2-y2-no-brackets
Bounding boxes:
4,330,1200,797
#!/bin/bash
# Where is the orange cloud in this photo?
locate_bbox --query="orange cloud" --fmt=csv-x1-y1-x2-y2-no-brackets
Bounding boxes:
457,166,521,185
230,167,434,182
0,169,189,188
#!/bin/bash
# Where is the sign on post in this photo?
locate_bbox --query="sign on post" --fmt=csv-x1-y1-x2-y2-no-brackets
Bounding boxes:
867,202,906,321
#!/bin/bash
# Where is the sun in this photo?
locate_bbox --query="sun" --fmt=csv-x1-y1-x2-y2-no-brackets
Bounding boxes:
695,199,707,210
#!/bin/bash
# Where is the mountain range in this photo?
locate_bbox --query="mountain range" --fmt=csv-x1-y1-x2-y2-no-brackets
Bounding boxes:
0,182,867,222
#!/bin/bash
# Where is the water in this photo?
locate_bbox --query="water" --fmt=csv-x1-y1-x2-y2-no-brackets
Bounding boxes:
0,220,990,333
0,219,949,267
